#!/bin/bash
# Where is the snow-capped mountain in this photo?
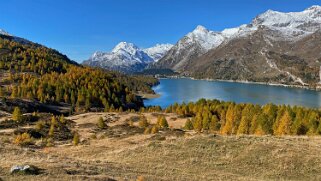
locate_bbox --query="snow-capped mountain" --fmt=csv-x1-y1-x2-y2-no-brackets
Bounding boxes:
150,5,321,88
251,5,321,39
143,44,173,62
149,25,230,71
185,25,225,51
83,42,172,73
149,23,259,72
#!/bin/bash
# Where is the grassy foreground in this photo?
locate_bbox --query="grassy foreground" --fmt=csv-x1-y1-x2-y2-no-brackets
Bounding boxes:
1,112,321,180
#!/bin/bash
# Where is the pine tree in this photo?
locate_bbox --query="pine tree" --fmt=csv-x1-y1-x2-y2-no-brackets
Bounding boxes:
59,115,65,124
151,125,159,134
11,86,18,98
202,113,210,130
249,115,258,134
48,116,57,137
306,111,319,135
221,104,234,134
275,110,292,135
73,132,80,146
193,116,203,132
291,108,306,135
184,119,194,130
257,113,270,134
157,116,168,128
273,105,286,134
237,116,250,135
12,107,22,122
209,115,220,132
237,104,254,135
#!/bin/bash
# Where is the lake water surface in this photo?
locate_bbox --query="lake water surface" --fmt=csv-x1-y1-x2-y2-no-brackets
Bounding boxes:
144,78,321,108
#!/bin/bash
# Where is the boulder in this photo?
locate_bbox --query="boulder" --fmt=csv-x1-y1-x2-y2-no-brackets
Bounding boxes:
10,165,40,175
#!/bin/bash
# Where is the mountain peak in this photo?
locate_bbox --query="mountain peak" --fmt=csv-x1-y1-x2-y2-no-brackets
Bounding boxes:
112,42,139,54
306,5,321,12
193,25,208,33
0,29,10,36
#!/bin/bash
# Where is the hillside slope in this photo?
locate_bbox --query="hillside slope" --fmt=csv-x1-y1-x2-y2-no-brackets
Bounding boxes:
0,32,156,114
189,28,321,87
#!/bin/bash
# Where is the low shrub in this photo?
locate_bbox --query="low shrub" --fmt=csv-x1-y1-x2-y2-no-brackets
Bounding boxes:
13,133,33,146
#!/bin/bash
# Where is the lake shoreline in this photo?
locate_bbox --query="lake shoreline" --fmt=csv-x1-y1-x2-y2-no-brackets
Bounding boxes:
157,76,321,91
144,78,321,108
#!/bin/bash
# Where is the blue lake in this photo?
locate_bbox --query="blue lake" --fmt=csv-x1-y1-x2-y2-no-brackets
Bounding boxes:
144,78,321,108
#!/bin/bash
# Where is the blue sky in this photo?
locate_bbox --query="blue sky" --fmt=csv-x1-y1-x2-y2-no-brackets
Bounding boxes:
0,0,320,62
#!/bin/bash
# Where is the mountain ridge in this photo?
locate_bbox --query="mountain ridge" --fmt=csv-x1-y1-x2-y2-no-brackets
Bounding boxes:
149,5,321,88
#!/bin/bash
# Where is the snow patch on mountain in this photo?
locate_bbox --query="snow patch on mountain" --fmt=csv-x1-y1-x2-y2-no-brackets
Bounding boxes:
143,44,173,62
186,25,225,50
222,24,258,39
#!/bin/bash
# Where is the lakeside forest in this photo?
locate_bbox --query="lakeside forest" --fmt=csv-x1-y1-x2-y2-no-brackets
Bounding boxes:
145,99,321,136
0,33,320,138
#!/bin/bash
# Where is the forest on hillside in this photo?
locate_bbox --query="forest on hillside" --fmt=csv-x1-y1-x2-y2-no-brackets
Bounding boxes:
0,35,158,112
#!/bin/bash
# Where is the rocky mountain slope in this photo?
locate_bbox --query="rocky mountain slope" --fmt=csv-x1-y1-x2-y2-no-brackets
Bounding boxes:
149,24,256,72
83,42,172,73
190,27,321,87
150,5,321,88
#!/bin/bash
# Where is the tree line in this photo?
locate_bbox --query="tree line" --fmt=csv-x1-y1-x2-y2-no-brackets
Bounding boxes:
144,99,321,136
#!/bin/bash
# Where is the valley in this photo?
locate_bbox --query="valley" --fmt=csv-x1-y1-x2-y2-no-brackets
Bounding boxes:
1,3,321,181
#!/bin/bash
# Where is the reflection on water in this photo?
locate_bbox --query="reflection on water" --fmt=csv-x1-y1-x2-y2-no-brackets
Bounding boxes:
144,78,321,108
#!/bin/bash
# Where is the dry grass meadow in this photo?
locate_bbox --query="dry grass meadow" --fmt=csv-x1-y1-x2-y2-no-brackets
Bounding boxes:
1,112,321,180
